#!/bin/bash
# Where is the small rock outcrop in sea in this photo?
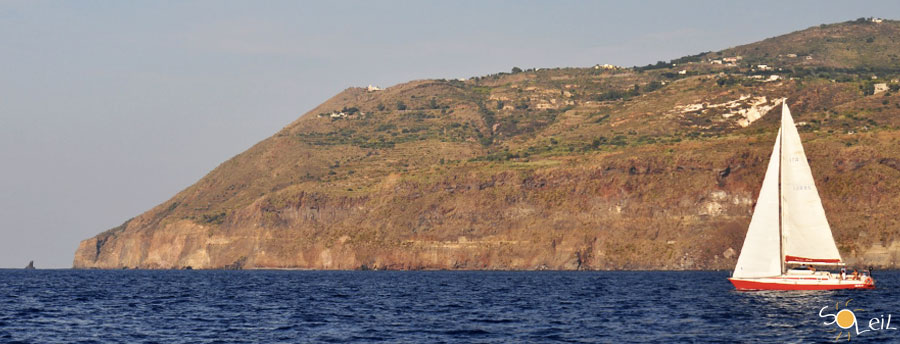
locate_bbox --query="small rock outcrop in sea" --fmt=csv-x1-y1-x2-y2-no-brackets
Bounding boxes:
25,261,35,270
223,257,246,270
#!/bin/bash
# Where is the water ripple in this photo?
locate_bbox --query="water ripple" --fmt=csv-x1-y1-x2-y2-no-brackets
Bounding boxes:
0,270,898,342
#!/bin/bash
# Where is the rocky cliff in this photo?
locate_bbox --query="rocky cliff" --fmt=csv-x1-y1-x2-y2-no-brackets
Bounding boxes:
75,19,900,270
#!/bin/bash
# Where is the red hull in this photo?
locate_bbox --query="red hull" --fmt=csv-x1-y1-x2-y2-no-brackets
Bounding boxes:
729,278,875,291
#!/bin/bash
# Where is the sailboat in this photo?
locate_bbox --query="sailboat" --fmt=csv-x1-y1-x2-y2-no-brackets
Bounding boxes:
729,101,875,291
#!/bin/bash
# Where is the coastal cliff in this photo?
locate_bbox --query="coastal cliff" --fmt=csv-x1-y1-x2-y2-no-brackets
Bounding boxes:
75,19,900,270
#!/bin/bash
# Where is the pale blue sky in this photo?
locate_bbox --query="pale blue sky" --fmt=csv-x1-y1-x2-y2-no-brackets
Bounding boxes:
1,1,898,268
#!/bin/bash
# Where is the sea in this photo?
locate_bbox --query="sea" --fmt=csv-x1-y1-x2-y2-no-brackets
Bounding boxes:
1,270,899,343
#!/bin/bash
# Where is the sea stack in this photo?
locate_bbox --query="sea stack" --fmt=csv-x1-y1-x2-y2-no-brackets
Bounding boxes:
25,261,35,270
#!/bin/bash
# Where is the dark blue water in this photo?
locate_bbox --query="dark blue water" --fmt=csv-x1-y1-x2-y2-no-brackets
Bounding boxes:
1,270,899,343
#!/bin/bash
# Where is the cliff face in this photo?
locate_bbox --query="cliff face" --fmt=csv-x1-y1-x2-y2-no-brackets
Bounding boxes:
75,20,900,270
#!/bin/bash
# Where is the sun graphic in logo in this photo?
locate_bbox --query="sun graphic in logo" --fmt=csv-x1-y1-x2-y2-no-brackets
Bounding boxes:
825,299,864,341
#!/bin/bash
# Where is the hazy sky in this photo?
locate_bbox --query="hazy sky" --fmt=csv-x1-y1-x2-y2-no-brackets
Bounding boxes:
2,1,899,268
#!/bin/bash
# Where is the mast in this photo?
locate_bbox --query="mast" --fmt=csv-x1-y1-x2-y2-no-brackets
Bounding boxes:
779,99,786,275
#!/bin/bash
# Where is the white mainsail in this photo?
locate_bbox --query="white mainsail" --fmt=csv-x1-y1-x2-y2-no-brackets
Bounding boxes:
779,103,842,264
733,129,783,278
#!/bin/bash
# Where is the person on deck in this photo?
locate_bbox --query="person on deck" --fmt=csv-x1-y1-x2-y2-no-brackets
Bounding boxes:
840,267,846,280
852,269,859,280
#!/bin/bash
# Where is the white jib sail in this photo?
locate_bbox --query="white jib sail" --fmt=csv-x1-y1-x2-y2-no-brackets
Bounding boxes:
733,129,784,278
779,103,842,264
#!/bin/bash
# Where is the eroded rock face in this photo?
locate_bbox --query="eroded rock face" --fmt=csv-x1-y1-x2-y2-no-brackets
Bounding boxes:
849,242,900,267
73,152,771,270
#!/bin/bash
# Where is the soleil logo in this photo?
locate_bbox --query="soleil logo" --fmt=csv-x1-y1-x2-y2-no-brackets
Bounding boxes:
819,299,897,341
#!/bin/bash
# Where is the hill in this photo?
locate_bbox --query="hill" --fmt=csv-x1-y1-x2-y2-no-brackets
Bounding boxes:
75,19,900,270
